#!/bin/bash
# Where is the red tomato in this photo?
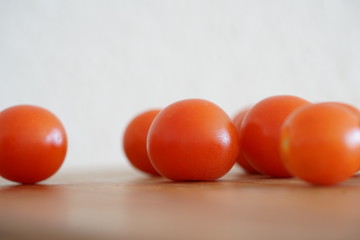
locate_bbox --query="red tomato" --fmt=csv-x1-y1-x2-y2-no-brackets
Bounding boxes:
147,99,239,181
233,107,259,174
0,105,67,184
123,110,160,176
281,103,360,185
240,95,310,178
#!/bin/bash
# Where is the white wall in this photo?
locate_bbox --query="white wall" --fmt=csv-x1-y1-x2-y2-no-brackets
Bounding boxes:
1,0,359,172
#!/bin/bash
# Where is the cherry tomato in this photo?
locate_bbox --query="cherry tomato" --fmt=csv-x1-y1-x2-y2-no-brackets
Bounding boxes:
123,110,160,176
281,103,360,185
0,105,67,184
147,99,239,181
233,107,259,174
240,95,310,178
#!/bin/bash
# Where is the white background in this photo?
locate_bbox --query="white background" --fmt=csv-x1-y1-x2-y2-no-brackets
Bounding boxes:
0,0,359,173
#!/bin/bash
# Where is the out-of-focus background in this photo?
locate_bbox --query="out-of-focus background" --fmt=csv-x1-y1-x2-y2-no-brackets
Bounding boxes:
0,0,359,173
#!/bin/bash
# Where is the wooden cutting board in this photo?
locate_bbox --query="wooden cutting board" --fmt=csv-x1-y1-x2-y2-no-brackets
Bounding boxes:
1,170,360,240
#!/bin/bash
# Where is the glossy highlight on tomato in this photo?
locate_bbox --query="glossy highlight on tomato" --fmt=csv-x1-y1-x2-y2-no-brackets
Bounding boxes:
281,103,360,185
123,110,160,176
240,95,310,178
233,107,259,174
147,99,239,181
0,105,67,184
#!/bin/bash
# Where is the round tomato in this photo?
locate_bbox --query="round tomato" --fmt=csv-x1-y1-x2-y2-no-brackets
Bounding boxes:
233,107,259,174
147,99,239,181
0,105,67,184
240,95,310,178
123,109,160,176
281,103,360,185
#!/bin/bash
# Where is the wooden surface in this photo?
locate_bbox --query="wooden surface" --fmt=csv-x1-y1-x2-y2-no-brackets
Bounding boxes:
1,170,360,240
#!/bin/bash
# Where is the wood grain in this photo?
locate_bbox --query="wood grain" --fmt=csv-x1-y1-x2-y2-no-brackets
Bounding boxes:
1,170,360,240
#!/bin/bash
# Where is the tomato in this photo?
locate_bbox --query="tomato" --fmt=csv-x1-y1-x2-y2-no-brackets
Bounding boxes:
240,95,310,178
123,110,160,176
281,103,360,185
0,105,67,184
147,99,239,181
233,107,259,174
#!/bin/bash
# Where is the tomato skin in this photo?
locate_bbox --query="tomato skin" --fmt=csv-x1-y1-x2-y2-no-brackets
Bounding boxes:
123,110,160,176
233,108,259,174
0,105,67,184
233,108,250,127
240,95,311,178
323,102,360,119
147,99,239,181
281,103,360,185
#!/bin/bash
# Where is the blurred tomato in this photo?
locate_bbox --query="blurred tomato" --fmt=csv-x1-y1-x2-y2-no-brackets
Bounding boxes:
233,107,259,174
281,103,360,185
0,105,67,184
147,99,239,181
123,110,160,176
240,95,310,178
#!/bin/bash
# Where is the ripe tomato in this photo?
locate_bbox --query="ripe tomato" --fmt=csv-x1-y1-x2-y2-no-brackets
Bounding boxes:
233,107,259,174
240,95,310,178
147,99,239,181
123,109,160,176
0,105,67,184
281,103,360,185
